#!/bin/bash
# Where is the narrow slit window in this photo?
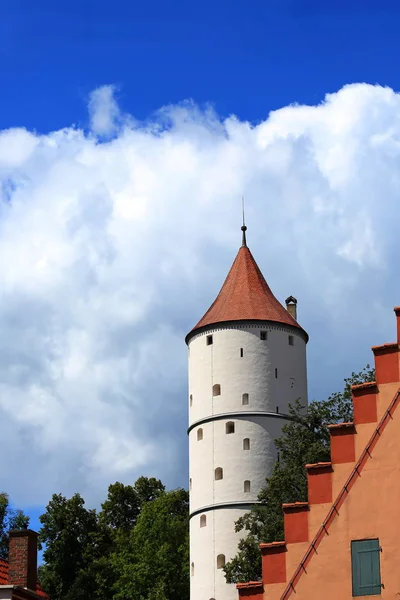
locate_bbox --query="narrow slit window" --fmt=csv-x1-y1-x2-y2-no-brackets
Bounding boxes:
242,393,249,406
190,394,193,407
217,554,225,569
244,480,251,493
240,348,244,357
260,331,267,340
275,368,278,379
243,438,250,450
288,335,294,346
189,478,192,491
200,514,207,528
215,467,223,480
197,428,203,441
191,562,194,577
206,335,213,346
276,406,279,413
226,421,235,434
212,384,221,397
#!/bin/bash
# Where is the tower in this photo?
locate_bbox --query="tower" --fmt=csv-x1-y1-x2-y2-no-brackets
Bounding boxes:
186,225,309,600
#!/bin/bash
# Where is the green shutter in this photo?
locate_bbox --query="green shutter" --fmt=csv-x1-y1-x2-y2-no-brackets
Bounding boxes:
351,539,382,596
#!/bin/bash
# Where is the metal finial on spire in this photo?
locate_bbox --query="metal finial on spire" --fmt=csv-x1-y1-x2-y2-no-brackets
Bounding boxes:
241,195,247,247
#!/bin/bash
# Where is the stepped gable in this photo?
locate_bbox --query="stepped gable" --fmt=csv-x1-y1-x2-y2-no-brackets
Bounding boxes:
186,241,307,342
237,306,400,600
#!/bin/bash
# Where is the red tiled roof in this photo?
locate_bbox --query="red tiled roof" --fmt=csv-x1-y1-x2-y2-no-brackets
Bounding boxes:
187,244,306,340
0,558,49,598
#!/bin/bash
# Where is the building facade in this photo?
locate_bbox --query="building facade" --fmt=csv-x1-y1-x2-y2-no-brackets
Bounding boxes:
237,307,400,600
186,227,308,600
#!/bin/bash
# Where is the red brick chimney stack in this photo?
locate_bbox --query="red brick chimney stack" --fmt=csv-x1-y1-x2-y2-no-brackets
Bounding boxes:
8,529,38,591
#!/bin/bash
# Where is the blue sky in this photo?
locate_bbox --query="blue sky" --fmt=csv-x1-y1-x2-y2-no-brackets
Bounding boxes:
2,0,400,131
2,0,400,534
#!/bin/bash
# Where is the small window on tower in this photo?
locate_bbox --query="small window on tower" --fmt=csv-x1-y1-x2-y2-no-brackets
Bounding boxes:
260,331,267,340
244,480,251,493
226,421,235,434
243,438,250,450
242,393,249,406
275,368,278,379
190,394,193,407
212,384,221,397
215,467,223,480
240,348,244,357
206,335,213,346
197,428,203,441
191,562,194,576
217,554,226,569
288,335,294,346
200,514,207,528
189,478,192,491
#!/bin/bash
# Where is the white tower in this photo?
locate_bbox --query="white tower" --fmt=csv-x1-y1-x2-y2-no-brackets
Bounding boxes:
186,225,308,600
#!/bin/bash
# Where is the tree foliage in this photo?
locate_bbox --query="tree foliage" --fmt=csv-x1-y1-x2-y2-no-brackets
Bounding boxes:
100,477,165,533
38,493,99,599
38,477,188,600
224,365,375,583
0,493,29,559
112,489,189,600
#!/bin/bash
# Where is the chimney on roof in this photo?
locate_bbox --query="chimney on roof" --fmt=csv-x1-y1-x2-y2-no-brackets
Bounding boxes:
285,296,297,321
9,529,38,591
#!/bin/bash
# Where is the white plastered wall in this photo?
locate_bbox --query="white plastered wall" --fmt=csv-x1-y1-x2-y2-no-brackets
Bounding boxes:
188,322,308,600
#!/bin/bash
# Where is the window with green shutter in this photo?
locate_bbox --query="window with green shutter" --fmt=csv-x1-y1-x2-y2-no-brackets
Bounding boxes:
351,539,382,596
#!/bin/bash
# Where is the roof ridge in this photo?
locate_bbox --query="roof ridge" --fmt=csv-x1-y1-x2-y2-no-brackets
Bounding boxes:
280,387,400,600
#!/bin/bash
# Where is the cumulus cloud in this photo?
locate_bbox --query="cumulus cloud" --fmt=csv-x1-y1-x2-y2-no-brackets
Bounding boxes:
0,83,399,506
88,84,122,137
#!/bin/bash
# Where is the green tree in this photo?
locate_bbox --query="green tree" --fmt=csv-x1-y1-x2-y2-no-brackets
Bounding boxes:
38,493,99,599
112,488,189,600
0,493,29,559
38,477,171,600
101,477,165,532
224,365,375,584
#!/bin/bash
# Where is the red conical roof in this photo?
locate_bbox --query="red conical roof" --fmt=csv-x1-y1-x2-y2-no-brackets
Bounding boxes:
186,243,307,342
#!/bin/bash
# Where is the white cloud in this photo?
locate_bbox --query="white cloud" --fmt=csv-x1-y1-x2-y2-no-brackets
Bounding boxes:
1,83,400,506
88,84,122,137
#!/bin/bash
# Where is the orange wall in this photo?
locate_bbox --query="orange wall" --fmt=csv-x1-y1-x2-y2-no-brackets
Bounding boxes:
272,380,400,599
238,313,400,600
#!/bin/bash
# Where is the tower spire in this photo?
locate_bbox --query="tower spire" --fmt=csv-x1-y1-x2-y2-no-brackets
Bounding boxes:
241,196,247,247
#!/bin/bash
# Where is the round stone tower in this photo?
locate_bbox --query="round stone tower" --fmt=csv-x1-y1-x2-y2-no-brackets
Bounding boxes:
186,226,308,600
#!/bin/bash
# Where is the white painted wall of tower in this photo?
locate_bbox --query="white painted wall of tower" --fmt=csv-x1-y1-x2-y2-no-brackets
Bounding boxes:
190,507,251,600
188,323,308,600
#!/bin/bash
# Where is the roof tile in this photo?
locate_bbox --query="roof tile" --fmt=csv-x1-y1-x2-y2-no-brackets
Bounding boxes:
0,558,48,598
188,245,306,339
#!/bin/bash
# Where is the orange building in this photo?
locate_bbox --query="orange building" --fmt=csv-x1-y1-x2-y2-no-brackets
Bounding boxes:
238,306,400,599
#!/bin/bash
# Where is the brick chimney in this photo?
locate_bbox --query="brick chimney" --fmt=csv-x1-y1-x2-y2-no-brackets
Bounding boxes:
285,295,298,321
9,529,38,591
